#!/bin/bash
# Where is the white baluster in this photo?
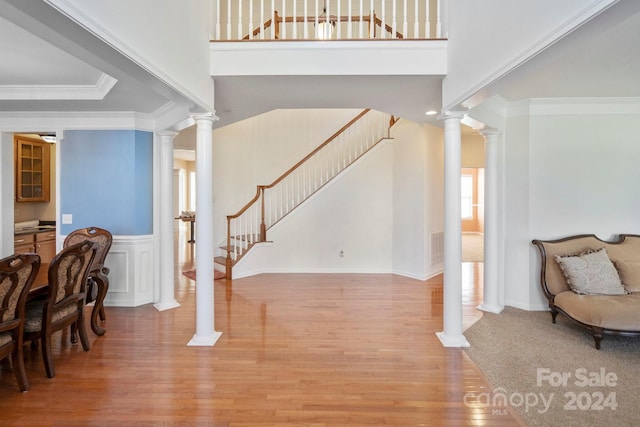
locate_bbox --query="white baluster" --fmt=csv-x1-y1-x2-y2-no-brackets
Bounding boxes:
227,0,232,39
215,0,221,39
281,0,286,39
381,0,386,39
233,220,237,260
392,0,396,39
337,0,341,39
237,0,242,40
304,0,308,39
315,0,319,38
280,183,284,219
348,0,352,39
437,0,442,38
359,0,363,38
403,0,407,38
260,0,264,39
293,0,297,39
426,0,431,38
248,0,253,39
414,0,418,38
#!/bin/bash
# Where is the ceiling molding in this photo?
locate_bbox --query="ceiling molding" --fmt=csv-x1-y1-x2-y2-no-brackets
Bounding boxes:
0,72,117,100
0,109,155,132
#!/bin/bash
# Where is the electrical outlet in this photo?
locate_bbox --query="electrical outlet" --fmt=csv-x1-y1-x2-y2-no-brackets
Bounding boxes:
339,250,344,258
62,214,73,224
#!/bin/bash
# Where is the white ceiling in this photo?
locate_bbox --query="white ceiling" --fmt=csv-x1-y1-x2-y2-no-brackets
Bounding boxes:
1,0,639,147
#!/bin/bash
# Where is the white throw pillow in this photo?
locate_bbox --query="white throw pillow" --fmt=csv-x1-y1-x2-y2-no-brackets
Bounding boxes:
555,248,627,295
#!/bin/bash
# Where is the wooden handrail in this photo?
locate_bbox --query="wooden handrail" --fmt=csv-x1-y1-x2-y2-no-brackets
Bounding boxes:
242,11,403,40
226,108,370,221
227,186,262,221
265,109,370,189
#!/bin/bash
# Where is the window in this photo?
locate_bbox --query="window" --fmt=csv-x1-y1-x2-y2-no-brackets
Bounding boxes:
461,174,473,219
189,171,196,211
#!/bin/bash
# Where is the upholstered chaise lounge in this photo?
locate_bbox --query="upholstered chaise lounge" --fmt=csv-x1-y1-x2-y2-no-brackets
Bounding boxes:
532,234,640,349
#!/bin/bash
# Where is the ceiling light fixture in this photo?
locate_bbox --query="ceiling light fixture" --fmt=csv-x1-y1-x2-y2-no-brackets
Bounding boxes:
40,135,56,143
315,0,335,39
425,110,438,116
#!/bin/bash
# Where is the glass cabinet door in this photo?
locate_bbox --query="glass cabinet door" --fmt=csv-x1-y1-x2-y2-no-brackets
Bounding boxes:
15,136,50,202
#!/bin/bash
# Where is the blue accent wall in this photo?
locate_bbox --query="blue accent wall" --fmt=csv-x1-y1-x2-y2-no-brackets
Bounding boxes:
60,130,153,235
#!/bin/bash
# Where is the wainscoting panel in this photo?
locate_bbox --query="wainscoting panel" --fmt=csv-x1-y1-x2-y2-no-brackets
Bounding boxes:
103,235,155,307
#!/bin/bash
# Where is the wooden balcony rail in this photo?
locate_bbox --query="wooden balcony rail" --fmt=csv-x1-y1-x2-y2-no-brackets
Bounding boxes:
243,10,403,39
213,0,444,41
224,109,393,277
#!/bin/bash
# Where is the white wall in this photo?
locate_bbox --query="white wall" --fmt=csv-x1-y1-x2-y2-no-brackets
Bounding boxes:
503,113,536,309
391,120,445,280
47,0,214,111
443,0,616,110
501,100,640,310
234,141,394,276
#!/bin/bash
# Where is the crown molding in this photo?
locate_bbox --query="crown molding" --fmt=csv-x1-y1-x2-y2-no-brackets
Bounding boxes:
0,73,117,100
0,109,155,132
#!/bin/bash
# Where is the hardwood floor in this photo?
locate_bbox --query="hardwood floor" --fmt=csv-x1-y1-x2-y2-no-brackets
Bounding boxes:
0,229,523,426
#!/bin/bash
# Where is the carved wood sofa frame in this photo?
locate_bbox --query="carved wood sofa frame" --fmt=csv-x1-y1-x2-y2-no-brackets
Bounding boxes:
532,234,640,349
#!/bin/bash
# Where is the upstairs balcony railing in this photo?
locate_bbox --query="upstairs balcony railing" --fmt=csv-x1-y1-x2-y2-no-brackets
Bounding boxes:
212,0,445,41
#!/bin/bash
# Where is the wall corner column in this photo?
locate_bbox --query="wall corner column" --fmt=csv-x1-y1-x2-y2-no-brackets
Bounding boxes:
436,112,470,348
478,129,503,314
154,131,180,312
188,112,222,347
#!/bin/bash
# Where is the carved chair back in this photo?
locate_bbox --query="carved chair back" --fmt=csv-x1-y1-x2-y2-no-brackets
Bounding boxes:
0,253,40,391
63,227,112,274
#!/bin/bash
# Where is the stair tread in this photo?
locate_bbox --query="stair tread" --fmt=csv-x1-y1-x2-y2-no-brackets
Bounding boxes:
214,256,227,265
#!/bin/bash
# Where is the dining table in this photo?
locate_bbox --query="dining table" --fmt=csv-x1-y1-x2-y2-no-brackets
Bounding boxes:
28,262,108,336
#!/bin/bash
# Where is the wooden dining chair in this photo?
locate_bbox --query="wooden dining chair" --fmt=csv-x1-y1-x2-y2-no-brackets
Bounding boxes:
63,227,113,336
0,253,40,392
23,241,96,378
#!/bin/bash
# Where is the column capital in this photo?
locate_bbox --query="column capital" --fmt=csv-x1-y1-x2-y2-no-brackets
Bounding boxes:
156,130,179,139
438,110,466,122
192,111,220,124
479,127,502,137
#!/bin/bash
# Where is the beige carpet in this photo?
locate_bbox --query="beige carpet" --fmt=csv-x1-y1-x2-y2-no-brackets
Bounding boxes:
464,307,640,427
462,232,484,262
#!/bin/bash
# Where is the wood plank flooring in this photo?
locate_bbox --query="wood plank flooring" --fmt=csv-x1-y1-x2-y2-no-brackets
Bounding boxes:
0,230,523,426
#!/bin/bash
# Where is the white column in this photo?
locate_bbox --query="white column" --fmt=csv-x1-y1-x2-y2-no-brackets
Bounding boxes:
154,131,181,312
478,129,503,314
188,113,222,347
436,112,470,348
0,133,14,257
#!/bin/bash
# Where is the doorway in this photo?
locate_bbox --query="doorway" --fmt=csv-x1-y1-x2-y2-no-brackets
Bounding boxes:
461,167,484,262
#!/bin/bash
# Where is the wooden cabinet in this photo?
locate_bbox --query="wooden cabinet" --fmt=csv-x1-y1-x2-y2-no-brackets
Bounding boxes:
13,235,35,254
14,135,51,202
35,231,57,264
14,229,57,265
